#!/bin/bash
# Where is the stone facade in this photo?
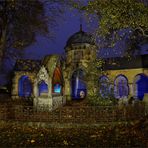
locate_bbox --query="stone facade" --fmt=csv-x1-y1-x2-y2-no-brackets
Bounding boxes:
12,71,36,100
33,66,52,111
11,27,148,111
63,43,97,100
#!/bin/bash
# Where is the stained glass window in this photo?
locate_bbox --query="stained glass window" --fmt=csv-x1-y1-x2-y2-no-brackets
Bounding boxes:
52,67,63,94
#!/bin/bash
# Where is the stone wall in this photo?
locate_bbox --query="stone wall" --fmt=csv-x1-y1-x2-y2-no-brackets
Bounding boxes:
106,68,145,83
104,68,148,97
64,43,97,100
11,71,36,100
52,95,66,110
143,68,148,75
65,43,96,65
33,96,52,111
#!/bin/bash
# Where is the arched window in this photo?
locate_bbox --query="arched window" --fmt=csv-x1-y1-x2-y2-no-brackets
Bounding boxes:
38,81,48,96
114,75,129,99
18,75,32,97
71,69,87,99
133,74,148,100
52,67,63,94
99,76,110,98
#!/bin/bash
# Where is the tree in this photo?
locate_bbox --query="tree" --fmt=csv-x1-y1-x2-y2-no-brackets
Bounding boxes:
84,58,104,97
0,0,64,66
71,0,148,55
84,59,117,105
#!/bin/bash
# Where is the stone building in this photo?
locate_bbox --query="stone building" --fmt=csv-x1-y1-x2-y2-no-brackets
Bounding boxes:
11,26,148,110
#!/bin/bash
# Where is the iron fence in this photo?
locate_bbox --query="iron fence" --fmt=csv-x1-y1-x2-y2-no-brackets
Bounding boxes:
0,103,147,123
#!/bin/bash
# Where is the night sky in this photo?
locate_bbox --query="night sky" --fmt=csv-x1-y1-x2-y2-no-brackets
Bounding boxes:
0,6,147,86
23,8,148,60
24,9,88,59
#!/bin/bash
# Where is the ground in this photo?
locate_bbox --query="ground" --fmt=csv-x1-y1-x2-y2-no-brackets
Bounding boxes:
0,94,148,147
0,118,147,147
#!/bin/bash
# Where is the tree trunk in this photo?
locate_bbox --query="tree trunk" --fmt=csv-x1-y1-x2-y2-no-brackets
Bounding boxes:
0,27,7,67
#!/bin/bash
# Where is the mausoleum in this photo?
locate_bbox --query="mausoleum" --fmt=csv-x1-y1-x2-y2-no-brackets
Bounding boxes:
11,26,148,110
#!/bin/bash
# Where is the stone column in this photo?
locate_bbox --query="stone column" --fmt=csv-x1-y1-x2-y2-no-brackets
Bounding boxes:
64,79,71,101
128,83,133,97
48,77,52,98
11,74,20,100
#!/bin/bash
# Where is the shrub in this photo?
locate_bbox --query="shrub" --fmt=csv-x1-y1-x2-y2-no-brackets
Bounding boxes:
87,94,118,106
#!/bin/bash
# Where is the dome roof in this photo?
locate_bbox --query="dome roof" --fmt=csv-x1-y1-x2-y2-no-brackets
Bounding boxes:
65,25,95,47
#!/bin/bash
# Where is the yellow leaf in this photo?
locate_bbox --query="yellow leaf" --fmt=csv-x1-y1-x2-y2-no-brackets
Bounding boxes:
63,140,68,145
31,139,35,143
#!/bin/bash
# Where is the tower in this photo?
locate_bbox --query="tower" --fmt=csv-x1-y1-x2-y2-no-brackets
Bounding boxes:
63,25,97,100
65,24,97,67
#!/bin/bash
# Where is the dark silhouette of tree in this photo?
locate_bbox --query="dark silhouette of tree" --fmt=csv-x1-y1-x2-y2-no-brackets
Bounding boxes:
0,0,64,65
70,0,148,55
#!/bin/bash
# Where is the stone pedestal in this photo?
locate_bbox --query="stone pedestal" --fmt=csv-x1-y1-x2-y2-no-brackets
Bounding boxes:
33,96,52,111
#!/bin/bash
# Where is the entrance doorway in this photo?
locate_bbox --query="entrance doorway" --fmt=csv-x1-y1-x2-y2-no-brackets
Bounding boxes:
71,69,87,99
18,75,32,97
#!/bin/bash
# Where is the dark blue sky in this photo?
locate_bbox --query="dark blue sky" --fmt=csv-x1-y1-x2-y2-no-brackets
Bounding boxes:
0,6,147,86
24,9,88,59
0,8,89,85
23,5,148,60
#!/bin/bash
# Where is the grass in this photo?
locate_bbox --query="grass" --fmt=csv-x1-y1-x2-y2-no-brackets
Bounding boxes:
0,117,147,147
0,95,147,147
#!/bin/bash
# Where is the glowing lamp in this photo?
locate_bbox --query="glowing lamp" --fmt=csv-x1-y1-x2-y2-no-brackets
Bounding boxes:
54,84,61,93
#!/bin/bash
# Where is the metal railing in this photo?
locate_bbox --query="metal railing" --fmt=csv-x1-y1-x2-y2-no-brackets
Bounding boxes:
0,103,147,123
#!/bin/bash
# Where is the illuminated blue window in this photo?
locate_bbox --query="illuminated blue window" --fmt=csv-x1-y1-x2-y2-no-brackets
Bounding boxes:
52,67,63,94
114,75,129,99
38,81,48,96
54,83,61,93
99,76,110,98
71,69,87,99
18,75,32,97
134,74,148,100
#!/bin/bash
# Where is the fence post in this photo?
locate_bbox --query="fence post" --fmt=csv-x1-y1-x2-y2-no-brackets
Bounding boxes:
73,107,75,124
59,108,62,123
94,106,96,123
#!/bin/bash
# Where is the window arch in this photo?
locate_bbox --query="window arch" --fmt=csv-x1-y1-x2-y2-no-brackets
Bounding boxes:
133,74,148,100
52,67,63,94
114,75,129,99
18,75,32,97
71,69,87,99
38,81,48,96
99,76,110,98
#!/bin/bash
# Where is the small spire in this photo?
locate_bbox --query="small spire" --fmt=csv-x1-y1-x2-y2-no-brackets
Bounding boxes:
80,24,83,32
